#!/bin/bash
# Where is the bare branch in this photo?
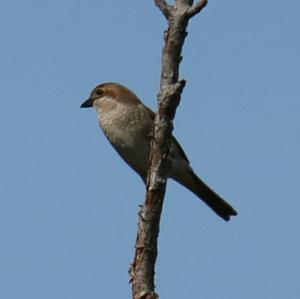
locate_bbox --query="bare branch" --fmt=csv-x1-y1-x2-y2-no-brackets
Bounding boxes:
187,0,208,17
131,1,209,298
154,0,171,19
177,0,194,5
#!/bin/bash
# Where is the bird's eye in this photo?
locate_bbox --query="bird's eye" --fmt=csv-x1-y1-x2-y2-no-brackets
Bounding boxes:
96,88,104,96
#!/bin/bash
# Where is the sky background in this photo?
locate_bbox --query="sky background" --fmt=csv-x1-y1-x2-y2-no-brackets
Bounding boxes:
0,0,299,298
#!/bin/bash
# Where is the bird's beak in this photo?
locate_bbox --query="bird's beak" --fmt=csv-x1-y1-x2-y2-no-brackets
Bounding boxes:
80,97,93,108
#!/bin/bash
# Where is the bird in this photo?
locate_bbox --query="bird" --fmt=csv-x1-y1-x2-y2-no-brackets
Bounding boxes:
81,82,237,221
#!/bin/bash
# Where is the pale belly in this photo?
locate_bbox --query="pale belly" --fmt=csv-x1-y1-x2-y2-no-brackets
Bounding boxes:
102,125,150,179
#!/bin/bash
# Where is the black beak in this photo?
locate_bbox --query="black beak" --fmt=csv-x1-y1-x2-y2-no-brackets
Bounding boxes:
80,97,93,108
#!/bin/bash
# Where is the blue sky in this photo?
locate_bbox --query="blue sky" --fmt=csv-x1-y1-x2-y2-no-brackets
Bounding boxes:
0,1,299,298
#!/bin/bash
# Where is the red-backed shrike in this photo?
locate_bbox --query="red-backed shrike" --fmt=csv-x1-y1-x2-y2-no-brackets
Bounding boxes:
81,82,237,221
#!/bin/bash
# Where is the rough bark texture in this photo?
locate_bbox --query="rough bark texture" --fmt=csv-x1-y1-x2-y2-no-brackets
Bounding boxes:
130,1,208,298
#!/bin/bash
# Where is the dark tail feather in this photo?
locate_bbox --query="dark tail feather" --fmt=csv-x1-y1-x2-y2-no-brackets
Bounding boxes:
189,170,237,221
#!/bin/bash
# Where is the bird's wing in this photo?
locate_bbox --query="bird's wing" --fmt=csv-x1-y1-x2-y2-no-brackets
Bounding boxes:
172,136,190,164
145,104,190,164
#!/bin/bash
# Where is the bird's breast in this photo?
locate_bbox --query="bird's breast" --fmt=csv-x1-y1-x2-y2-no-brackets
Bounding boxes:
98,105,148,147
97,104,152,177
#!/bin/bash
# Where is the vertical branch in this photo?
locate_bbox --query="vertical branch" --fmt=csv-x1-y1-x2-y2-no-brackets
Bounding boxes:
130,1,208,299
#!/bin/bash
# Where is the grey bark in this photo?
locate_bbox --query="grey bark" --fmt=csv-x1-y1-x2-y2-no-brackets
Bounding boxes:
130,1,208,298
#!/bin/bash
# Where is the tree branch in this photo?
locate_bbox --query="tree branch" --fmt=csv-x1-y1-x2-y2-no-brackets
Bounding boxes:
130,1,208,298
154,0,171,19
187,0,208,17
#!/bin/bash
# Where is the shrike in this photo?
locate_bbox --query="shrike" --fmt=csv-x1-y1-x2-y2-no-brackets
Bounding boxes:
81,82,237,221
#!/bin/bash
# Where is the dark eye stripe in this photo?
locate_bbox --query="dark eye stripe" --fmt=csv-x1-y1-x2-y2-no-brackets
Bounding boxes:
96,88,103,96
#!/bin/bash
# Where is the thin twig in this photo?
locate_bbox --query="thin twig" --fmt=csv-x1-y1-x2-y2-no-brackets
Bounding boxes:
154,0,171,19
187,0,208,17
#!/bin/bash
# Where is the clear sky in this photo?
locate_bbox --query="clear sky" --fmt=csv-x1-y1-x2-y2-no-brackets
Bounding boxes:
1,1,299,298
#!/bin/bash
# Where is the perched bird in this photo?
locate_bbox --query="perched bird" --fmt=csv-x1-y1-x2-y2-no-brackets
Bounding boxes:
81,82,237,221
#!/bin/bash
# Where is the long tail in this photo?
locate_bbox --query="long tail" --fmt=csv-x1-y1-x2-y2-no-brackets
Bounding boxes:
174,168,237,221
192,171,237,221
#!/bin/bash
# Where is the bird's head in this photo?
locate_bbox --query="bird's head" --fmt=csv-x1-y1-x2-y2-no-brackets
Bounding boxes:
80,82,141,114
